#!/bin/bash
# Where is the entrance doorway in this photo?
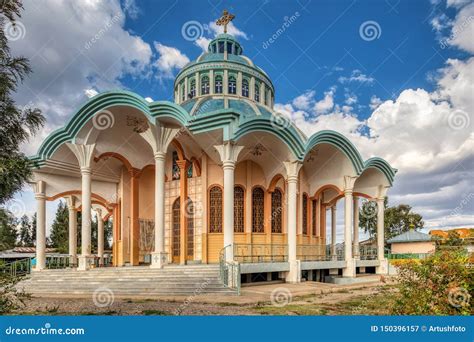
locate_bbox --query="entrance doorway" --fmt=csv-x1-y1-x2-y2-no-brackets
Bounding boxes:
171,197,194,263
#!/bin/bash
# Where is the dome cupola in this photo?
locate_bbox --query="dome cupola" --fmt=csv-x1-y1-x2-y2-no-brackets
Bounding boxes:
174,10,275,116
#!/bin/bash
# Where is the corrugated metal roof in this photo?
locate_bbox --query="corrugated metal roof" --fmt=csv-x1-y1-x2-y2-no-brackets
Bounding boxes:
387,230,432,243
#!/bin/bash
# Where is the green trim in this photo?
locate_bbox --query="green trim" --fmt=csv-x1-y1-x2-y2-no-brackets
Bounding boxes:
30,90,397,186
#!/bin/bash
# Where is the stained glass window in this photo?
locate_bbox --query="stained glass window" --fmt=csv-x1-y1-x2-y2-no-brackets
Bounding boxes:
312,199,317,235
302,194,308,235
252,187,265,233
172,198,180,257
234,186,244,233
187,163,193,178
186,198,194,258
172,151,180,180
271,189,283,233
209,186,223,233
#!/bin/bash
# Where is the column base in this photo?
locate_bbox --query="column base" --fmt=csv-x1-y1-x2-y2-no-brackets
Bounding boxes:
150,252,168,269
343,258,356,277
376,258,388,275
69,255,78,268
77,255,94,270
285,260,301,283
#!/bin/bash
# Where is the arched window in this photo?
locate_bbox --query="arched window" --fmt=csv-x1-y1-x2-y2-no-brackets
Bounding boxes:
181,83,185,102
252,187,265,233
242,79,249,97
215,75,223,94
312,199,317,235
189,79,196,99
271,189,283,233
172,151,180,180
254,83,260,102
228,76,237,94
172,198,180,258
201,76,210,95
302,194,308,235
186,198,194,258
234,186,244,233
209,186,223,233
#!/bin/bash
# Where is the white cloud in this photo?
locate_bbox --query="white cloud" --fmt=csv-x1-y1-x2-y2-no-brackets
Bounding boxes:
292,90,315,110
195,36,211,51
276,57,474,229
344,93,358,105
84,88,98,98
153,42,190,79
11,0,153,155
145,97,153,103
447,2,474,53
369,95,382,110
338,69,374,84
314,89,335,114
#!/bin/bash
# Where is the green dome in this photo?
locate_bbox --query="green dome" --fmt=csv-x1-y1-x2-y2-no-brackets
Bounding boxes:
174,33,275,113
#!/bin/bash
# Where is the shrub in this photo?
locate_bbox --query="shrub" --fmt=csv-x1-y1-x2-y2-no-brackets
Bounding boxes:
391,249,473,315
0,273,30,314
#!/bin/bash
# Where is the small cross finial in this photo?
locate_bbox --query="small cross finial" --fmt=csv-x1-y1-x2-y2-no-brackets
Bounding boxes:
216,9,235,34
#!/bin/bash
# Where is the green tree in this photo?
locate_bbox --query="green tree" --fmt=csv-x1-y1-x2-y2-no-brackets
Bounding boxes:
30,212,36,243
17,214,32,246
359,198,424,241
0,208,17,250
49,201,68,253
0,0,44,204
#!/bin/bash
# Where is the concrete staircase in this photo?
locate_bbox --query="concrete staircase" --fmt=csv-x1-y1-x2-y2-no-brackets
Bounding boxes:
18,264,237,297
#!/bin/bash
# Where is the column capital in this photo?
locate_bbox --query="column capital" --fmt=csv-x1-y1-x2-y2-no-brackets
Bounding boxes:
31,180,46,196
283,161,302,183
65,195,77,211
140,121,180,155
129,167,141,178
214,142,244,165
80,166,92,175
176,159,190,171
154,151,166,161
376,196,385,203
343,175,357,193
66,143,96,168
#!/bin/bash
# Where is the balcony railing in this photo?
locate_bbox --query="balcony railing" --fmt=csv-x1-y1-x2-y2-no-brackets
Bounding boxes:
297,244,337,261
234,243,288,263
358,245,378,260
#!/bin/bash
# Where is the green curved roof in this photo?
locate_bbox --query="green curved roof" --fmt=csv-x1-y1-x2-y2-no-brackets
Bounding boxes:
31,93,397,185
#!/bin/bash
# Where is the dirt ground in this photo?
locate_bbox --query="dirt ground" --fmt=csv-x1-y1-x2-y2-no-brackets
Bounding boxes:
13,282,394,316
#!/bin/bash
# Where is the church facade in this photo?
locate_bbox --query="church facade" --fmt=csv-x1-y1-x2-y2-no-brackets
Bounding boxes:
29,20,396,283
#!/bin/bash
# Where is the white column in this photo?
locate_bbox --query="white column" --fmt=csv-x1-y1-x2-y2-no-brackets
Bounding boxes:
284,161,303,283
139,121,179,268
66,196,77,266
33,181,46,271
376,197,385,261
353,196,360,258
95,208,104,266
153,151,166,267
343,176,356,277
215,142,244,262
331,205,337,259
67,143,95,270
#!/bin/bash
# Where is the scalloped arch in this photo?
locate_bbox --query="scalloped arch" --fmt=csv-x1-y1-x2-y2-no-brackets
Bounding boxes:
363,157,397,186
30,90,191,162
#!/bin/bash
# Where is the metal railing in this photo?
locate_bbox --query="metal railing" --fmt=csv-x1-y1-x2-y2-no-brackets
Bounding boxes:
296,244,331,261
359,246,378,260
46,255,71,269
234,243,288,263
219,245,241,295
0,258,32,277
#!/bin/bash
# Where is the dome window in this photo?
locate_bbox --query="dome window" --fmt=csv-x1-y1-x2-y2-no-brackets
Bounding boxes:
226,42,233,54
218,41,224,53
189,79,196,99
215,75,223,94
212,43,217,53
254,83,260,102
242,79,249,97
228,76,237,94
181,83,186,102
201,76,210,95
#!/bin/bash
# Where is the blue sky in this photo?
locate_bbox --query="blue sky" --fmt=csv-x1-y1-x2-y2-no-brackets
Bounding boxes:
5,0,474,237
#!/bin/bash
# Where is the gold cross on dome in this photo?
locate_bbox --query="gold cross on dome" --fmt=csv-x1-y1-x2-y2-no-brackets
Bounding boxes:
216,9,235,34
